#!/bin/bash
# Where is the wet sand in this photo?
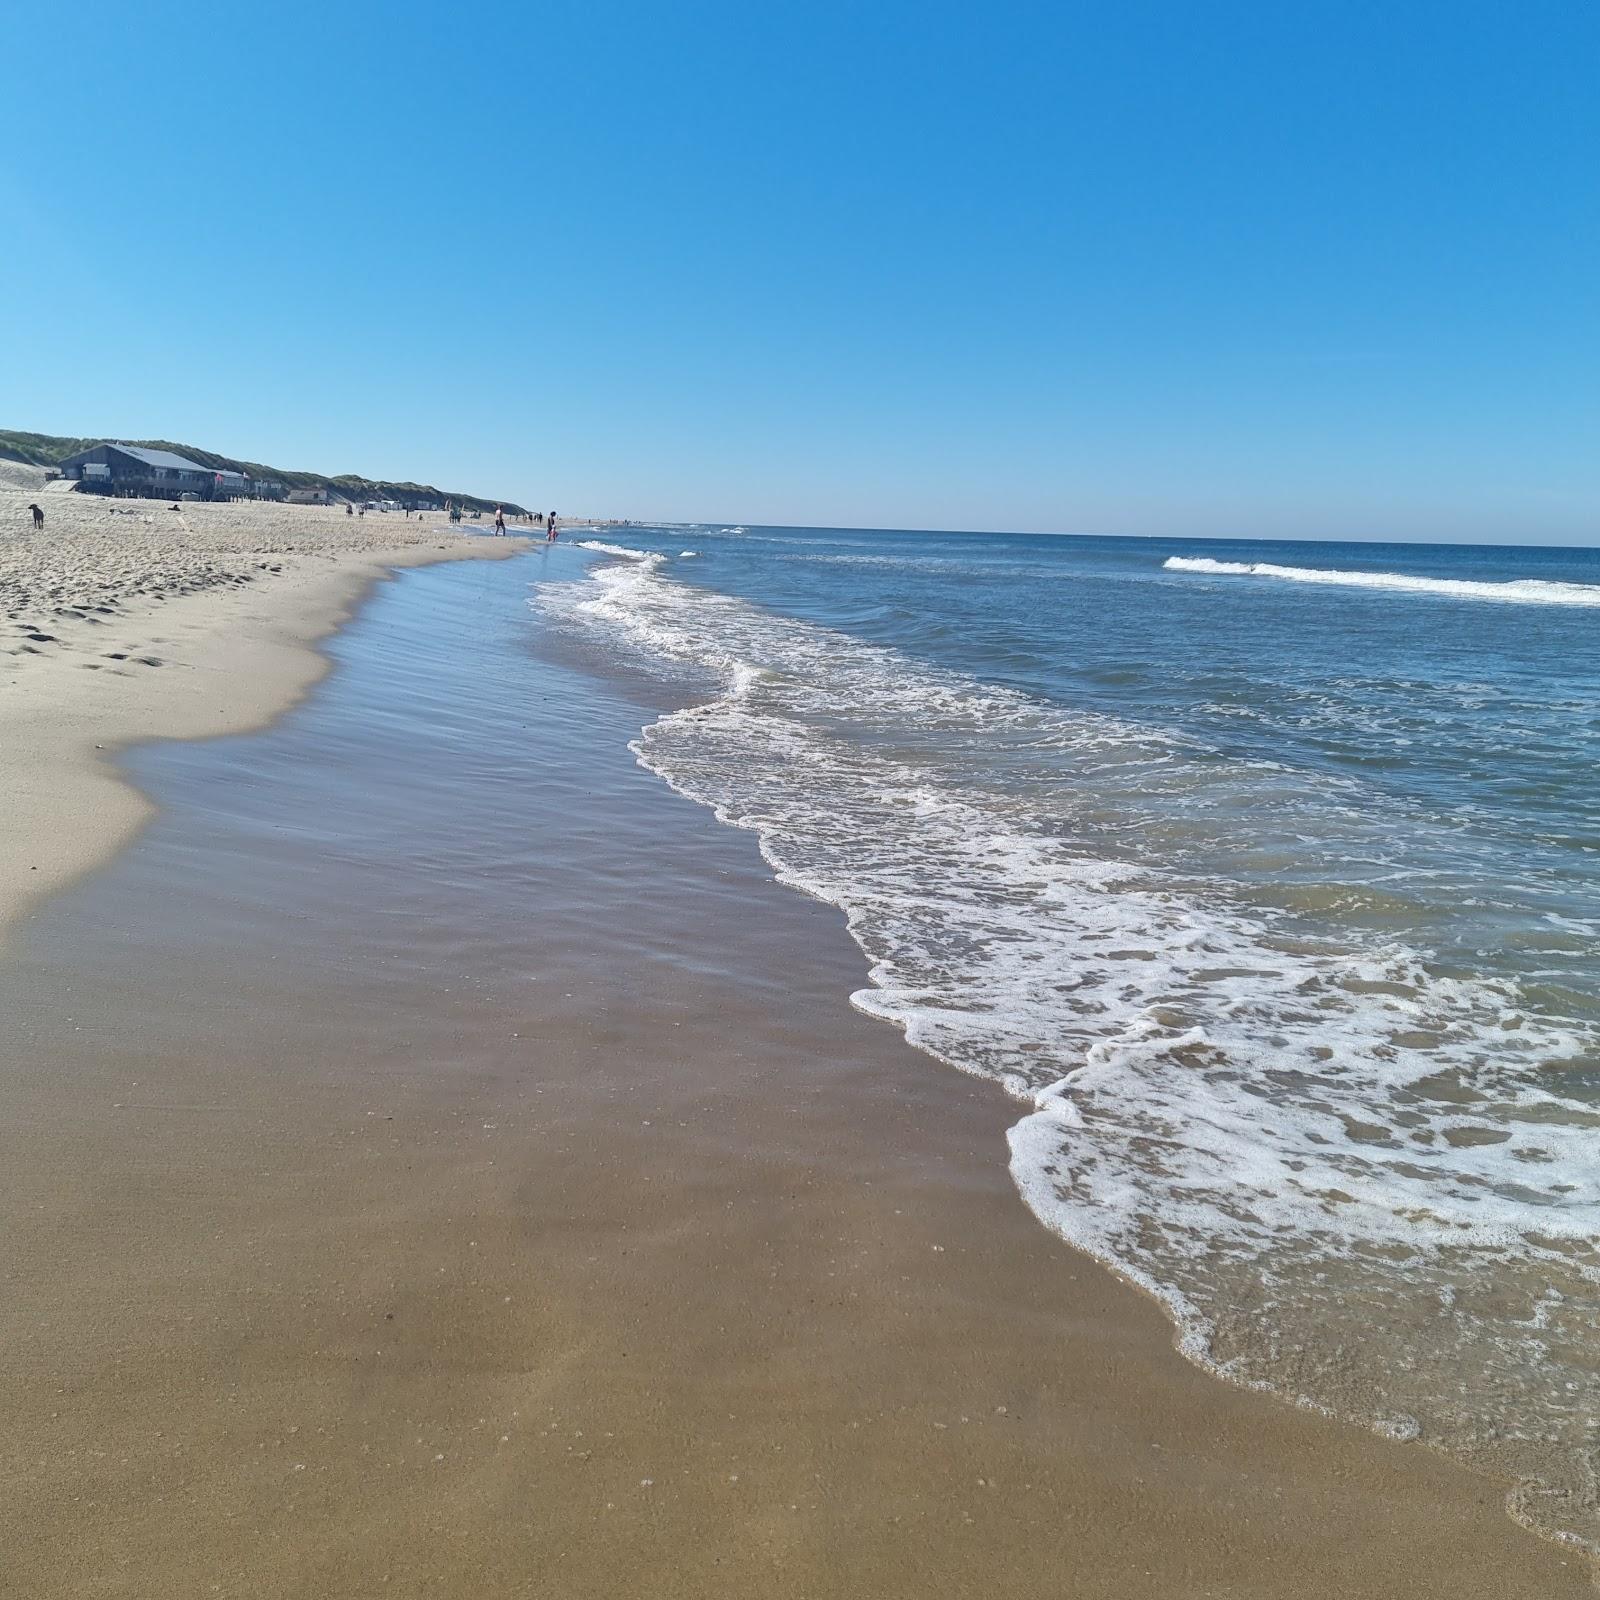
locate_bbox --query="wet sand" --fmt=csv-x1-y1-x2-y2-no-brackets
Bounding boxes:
0,550,1590,1597
0,466,526,939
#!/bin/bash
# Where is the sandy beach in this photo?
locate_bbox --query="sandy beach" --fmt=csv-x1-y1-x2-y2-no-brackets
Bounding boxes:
0,462,527,942
0,505,1593,1596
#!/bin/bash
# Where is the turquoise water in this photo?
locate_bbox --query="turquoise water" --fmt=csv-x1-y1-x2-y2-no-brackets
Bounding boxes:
538,527,1600,1547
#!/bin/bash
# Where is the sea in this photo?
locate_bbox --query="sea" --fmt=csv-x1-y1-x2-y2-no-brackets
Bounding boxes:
536,525,1600,1549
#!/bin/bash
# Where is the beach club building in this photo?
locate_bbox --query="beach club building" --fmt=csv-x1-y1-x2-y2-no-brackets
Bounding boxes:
58,442,251,501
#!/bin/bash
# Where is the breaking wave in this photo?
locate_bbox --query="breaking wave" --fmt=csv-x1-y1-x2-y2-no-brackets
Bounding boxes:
541,544,1600,1554
574,540,652,561
1165,556,1600,607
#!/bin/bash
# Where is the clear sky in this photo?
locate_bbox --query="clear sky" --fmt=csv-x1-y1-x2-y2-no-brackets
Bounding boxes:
2,0,1596,541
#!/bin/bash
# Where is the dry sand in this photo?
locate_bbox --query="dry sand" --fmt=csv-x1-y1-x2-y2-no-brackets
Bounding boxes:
0,464,526,942
0,479,1593,1596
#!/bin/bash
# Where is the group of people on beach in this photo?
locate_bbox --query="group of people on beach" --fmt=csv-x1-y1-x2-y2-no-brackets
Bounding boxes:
441,501,555,538
21,495,561,539
488,506,559,541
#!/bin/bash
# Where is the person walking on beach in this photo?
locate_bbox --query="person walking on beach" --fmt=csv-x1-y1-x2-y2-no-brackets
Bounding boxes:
546,511,558,542
28,503,44,529
494,505,506,536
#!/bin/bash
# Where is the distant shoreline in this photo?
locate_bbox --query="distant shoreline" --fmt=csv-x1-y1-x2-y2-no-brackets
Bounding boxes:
0,466,527,946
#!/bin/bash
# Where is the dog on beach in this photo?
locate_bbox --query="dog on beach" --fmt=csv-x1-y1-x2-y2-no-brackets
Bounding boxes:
28,502,44,529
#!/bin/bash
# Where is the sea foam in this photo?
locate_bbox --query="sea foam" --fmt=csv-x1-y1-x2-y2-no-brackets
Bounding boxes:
575,539,652,561
540,544,1600,1551
1165,555,1600,606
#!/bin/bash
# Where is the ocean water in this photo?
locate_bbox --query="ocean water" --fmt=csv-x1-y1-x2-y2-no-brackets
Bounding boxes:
536,526,1600,1549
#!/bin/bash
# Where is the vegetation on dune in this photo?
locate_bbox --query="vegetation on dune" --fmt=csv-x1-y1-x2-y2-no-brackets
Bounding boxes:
0,429,527,515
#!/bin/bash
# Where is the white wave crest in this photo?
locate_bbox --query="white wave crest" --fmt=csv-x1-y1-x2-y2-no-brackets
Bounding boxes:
1165,555,1600,606
575,540,653,561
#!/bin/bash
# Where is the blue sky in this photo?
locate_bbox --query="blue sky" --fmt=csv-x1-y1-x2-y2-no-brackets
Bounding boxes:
2,0,1595,540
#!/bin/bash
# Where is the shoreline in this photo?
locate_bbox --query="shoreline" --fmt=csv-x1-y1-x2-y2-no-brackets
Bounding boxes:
0,531,1592,1593
567,532,1600,1566
0,475,528,942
